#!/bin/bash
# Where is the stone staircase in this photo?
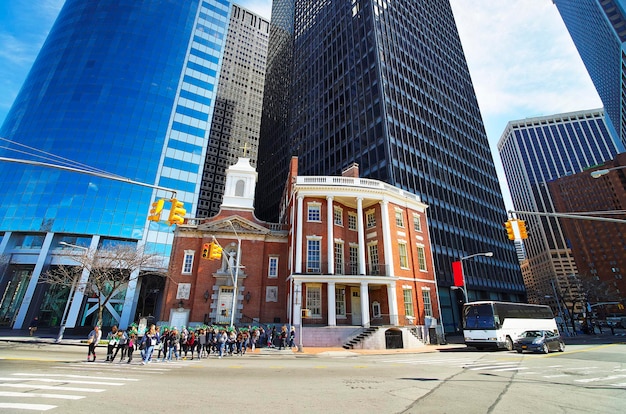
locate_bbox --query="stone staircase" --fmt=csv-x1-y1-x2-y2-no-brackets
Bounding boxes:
342,327,379,349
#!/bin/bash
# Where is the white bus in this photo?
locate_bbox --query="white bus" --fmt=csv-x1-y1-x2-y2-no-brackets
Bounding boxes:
463,301,558,350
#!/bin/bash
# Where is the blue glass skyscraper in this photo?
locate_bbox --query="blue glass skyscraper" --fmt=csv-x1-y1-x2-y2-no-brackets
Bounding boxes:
0,0,232,330
554,0,626,150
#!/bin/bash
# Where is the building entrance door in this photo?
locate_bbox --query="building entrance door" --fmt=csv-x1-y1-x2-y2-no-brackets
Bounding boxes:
216,287,234,324
351,288,361,325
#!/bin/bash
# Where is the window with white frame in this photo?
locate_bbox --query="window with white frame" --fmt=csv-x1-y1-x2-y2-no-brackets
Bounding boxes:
306,285,322,317
349,244,359,274
395,209,404,227
366,209,376,228
307,203,321,221
334,241,344,274
348,212,357,230
268,256,278,278
182,251,194,274
368,243,380,275
413,213,422,232
398,242,409,268
422,289,433,317
334,207,343,226
403,288,414,317
335,287,346,317
416,245,427,271
307,237,321,273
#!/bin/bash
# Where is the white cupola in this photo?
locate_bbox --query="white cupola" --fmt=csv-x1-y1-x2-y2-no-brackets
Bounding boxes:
221,157,257,211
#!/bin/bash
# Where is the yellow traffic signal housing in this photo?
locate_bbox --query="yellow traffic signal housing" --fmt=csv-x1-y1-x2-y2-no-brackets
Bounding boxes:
167,198,186,226
201,243,210,259
148,199,164,222
209,242,223,260
504,219,516,240
518,220,528,239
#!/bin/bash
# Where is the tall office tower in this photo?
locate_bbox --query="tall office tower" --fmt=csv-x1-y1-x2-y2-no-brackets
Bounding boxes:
498,109,620,312
553,0,626,150
196,5,269,218
257,0,524,331
0,0,265,331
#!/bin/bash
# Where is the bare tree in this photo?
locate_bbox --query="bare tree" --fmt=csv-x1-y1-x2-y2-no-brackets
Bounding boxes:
42,244,165,326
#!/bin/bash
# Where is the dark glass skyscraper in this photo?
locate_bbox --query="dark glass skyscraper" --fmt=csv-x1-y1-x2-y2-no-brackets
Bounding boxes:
257,0,524,331
553,0,626,150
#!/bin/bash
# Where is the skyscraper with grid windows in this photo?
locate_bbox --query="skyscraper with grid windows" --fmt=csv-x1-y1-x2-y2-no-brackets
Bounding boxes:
256,0,524,331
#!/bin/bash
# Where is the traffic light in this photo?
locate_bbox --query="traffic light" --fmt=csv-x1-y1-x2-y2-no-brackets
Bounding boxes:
167,198,186,226
518,220,528,239
148,199,164,222
201,243,210,259
209,242,223,260
504,219,515,240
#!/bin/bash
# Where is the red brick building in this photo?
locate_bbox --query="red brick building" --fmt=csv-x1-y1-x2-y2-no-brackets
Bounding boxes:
548,153,626,310
162,157,442,348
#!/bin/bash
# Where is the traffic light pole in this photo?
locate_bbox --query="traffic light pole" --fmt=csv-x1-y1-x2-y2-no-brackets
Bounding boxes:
0,156,177,197
509,209,626,224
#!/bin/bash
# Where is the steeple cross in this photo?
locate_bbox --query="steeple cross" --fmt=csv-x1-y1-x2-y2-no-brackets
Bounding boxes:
240,142,250,157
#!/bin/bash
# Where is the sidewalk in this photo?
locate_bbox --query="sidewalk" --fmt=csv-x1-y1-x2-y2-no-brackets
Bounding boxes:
0,329,463,356
3,329,622,356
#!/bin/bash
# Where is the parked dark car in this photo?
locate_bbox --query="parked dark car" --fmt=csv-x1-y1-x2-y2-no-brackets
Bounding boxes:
513,330,565,354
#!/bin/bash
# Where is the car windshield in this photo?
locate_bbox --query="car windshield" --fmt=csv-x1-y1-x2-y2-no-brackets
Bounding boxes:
521,330,543,338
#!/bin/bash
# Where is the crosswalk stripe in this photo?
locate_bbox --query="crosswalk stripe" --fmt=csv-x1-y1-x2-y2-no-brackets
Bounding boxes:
0,383,104,393
0,377,123,386
469,365,519,371
576,374,626,383
0,391,84,400
0,403,56,411
12,373,139,382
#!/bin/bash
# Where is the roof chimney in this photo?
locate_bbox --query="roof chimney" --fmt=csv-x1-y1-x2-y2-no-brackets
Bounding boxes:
342,163,359,178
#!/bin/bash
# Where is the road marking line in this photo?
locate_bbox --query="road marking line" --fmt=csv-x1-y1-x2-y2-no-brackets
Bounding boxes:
12,373,139,381
0,383,104,393
469,365,519,371
491,367,528,372
0,377,123,386
576,374,626,383
542,374,569,378
0,403,56,411
0,391,85,400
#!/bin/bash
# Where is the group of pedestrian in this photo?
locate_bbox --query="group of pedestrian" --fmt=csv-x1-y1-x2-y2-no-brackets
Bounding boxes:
86,324,138,363
87,323,297,364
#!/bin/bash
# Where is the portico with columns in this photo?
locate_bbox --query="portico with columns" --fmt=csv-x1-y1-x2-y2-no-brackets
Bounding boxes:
284,157,440,331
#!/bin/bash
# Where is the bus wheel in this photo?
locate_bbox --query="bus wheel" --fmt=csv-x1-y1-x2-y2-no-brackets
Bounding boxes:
505,336,513,351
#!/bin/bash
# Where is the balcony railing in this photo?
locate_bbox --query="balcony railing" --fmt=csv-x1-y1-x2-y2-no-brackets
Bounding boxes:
299,262,391,276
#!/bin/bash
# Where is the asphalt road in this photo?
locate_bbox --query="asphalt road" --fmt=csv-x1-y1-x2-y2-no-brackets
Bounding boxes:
0,338,624,413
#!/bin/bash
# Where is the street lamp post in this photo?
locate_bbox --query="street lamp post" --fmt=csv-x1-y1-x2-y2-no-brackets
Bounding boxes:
459,252,494,303
225,220,242,330
590,165,626,179
56,242,89,343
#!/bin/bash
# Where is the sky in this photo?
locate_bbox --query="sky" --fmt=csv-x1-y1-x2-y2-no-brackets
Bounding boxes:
0,0,603,209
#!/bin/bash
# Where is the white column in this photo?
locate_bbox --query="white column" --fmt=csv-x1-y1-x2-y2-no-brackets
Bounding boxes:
327,196,334,274
296,196,304,274
360,281,371,328
387,282,399,325
14,232,54,329
294,281,303,326
356,197,366,275
379,199,394,276
327,281,336,326
67,236,100,328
